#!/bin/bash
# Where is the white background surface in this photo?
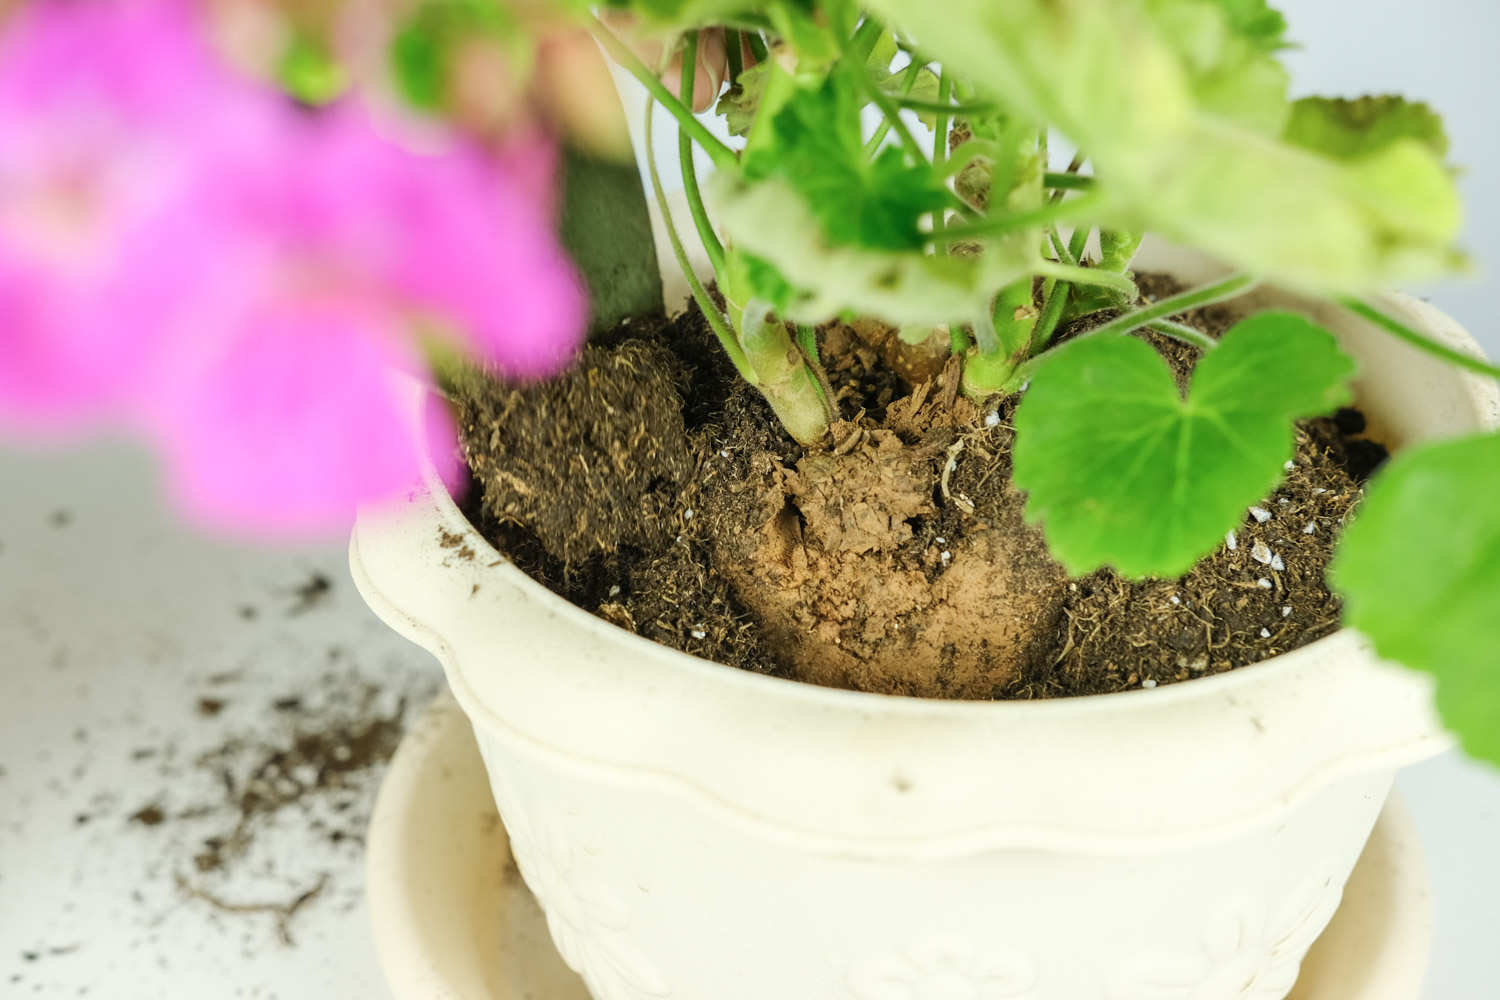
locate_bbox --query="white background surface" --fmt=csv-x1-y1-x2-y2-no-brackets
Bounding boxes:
3,1,1498,997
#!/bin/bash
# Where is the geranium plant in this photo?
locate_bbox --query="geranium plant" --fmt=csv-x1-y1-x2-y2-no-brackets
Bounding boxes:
586,0,1500,761
2,0,1497,765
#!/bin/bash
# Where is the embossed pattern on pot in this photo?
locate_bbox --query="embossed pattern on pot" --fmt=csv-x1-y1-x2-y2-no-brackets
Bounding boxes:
484,762,670,1000
1109,870,1344,1000
847,933,1039,1000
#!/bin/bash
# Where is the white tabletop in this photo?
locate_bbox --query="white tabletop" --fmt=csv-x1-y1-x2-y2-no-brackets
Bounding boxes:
4,1,1499,996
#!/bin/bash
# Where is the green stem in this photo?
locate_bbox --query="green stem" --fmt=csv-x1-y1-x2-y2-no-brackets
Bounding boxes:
1031,279,1072,348
1043,171,1094,190
891,96,996,116
725,28,744,82
739,301,834,443
851,15,884,60
949,325,972,354
931,69,952,244
1048,226,1079,268
1067,224,1090,264
795,323,820,362
797,324,837,415
1077,272,1257,340
745,30,768,63
864,60,923,153
1098,229,1143,273
1033,259,1137,297
591,16,738,172
934,190,1103,246
846,32,925,162
1005,272,1258,391
643,98,755,385
1341,298,1500,380
676,32,726,277
1148,319,1218,351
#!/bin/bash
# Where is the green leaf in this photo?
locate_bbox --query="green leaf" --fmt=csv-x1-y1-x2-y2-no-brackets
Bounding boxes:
388,0,526,112
862,0,1464,293
1208,0,1289,51
866,35,943,127
1330,432,1500,766
716,60,769,137
1147,0,1291,132
1012,311,1356,577
711,172,1036,329
741,71,950,252
1284,95,1450,160
725,248,797,316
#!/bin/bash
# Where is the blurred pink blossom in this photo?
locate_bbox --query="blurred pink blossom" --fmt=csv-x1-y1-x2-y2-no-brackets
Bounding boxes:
0,0,586,535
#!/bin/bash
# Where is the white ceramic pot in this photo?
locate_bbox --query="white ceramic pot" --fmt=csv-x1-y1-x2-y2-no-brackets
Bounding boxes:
350,232,1499,1000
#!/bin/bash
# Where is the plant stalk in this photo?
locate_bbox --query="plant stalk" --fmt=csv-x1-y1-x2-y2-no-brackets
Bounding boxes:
591,16,738,172
1003,272,1259,391
1342,298,1500,380
725,28,744,82
1073,272,1257,340
643,98,755,385
864,60,923,153
676,32,726,277
933,190,1104,246
737,300,834,444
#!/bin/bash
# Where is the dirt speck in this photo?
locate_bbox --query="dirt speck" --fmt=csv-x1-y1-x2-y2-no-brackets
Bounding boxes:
129,804,165,827
286,573,332,616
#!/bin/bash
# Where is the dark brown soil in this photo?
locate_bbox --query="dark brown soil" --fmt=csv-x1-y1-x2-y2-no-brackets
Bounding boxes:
452,274,1386,699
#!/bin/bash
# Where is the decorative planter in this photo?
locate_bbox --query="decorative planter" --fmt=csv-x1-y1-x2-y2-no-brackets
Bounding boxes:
350,231,1499,1000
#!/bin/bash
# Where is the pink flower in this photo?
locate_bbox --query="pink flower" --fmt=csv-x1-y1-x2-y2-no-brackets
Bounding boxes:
0,0,245,429
0,0,587,535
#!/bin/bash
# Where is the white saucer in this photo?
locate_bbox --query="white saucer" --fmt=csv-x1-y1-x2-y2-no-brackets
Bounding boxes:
366,694,1433,1000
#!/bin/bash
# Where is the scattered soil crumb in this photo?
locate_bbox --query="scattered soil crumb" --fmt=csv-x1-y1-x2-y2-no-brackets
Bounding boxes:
114,668,435,946
286,573,332,616
173,872,327,947
195,697,226,718
129,804,165,827
188,687,406,875
456,275,1385,700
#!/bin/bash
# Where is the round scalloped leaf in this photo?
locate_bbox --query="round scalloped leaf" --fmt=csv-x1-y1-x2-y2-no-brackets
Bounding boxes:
1330,431,1500,767
1013,311,1356,578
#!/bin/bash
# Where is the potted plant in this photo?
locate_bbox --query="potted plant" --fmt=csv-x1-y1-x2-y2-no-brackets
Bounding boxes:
350,1,1500,997
2,0,1496,997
